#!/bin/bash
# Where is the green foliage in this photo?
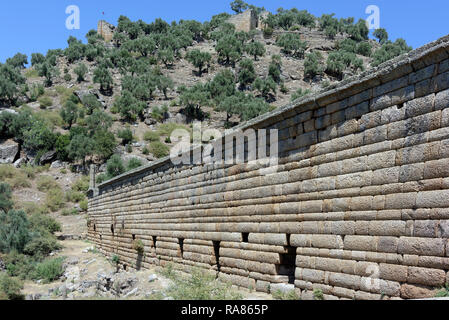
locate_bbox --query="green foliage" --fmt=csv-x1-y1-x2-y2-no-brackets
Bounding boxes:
118,127,134,145
28,83,45,102
132,239,145,254
218,92,270,122
60,100,78,129
186,49,212,76
32,257,65,283
45,188,65,212
0,63,26,104
6,53,28,69
0,274,24,300
127,158,143,171
151,105,168,122
268,55,282,83
93,64,113,93
356,42,372,57
230,0,248,14
371,38,412,67
313,288,324,300
245,41,265,60
178,83,210,121
81,94,102,115
435,284,449,298
373,28,389,44
37,61,59,87
208,69,236,102
143,131,160,142
22,120,56,153
149,141,170,158
272,289,299,300
238,58,256,89
74,63,88,82
216,34,242,65
37,95,53,108
291,87,311,101
304,51,325,79
106,154,125,178
163,266,243,300
0,209,32,254
157,75,174,99
79,199,88,212
31,53,45,66
114,90,146,121
36,175,59,192
0,183,13,213
158,48,175,67
326,50,362,78
254,77,277,100
276,34,308,58
92,129,117,160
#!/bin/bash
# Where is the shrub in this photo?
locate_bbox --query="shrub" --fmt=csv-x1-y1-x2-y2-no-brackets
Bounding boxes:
45,188,66,212
149,141,169,159
74,63,88,82
163,266,242,300
0,274,24,300
291,88,311,101
132,239,145,254
29,213,61,235
106,155,125,178
79,199,88,212
313,288,324,300
118,128,134,145
0,209,32,254
23,236,61,259
143,131,160,142
32,257,65,283
19,202,49,216
65,190,86,203
127,158,143,171
142,146,150,155
272,289,299,300
304,51,324,79
263,26,273,38
61,208,79,216
71,175,89,193
37,96,53,108
36,175,59,192
4,252,36,279
0,183,13,213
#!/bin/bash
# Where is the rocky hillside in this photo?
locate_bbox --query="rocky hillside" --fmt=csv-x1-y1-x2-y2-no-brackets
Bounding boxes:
0,5,412,177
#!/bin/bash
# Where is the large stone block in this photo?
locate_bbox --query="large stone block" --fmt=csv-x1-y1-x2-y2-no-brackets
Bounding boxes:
398,237,446,257
407,266,446,286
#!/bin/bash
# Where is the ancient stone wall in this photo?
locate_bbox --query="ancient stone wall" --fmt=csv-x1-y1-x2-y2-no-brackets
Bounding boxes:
97,20,115,42
88,35,449,300
227,10,258,32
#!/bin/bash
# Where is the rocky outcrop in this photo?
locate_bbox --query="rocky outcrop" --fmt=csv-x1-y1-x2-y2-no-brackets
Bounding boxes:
0,140,19,164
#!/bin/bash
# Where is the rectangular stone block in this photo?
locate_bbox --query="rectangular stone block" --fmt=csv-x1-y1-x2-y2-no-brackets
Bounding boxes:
416,190,449,208
398,237,446,257
407,266,446,286
380,263,408,282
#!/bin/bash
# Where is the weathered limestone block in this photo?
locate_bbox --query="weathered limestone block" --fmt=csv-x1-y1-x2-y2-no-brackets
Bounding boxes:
398,237,446,257
407,266,446,286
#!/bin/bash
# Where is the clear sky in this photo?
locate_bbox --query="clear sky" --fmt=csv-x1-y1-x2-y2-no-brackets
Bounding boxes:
0,0,448,64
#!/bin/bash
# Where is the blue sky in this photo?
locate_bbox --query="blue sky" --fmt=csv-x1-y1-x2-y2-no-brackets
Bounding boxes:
0,0,448,64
